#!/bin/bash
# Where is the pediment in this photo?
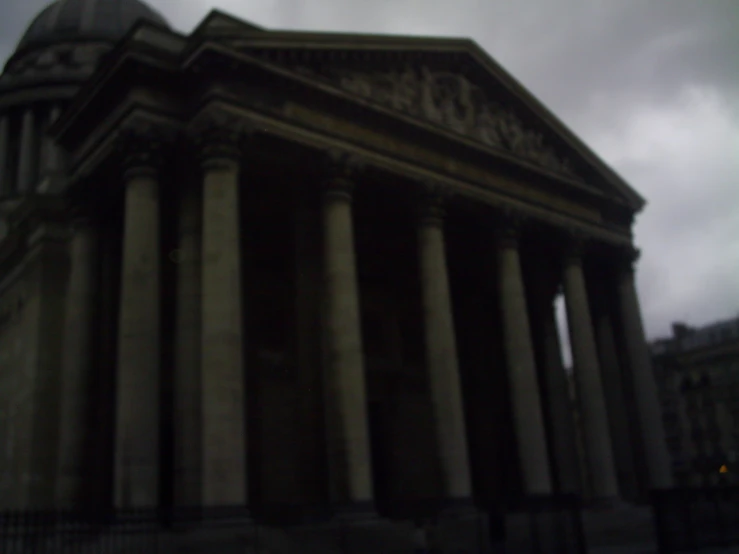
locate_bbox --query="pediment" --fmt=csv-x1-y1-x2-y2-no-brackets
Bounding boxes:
192,10,265,38
209,32,644,210
291,62,579,180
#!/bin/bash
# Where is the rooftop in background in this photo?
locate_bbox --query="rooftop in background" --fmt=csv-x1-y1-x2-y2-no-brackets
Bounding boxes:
651,315,739,356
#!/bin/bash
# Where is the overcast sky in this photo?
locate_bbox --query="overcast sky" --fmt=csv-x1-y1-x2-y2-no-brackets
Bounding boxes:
1,0,737,345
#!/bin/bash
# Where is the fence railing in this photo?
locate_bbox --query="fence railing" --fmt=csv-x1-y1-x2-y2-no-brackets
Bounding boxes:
651,486,739,553
504,494,588,554
0,495,587,554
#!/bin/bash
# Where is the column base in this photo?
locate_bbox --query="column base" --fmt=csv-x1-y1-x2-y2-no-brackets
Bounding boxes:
587,496,626,511
195,505,253,529
436,497,478,518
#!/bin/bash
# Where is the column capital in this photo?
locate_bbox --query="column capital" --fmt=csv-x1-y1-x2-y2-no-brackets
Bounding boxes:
67,206,95,230
563,227,593,264
322,149,364,202
115,120,173,181
416,180,452,226
616,245,641,274
189,109,254,169
494,207,527,249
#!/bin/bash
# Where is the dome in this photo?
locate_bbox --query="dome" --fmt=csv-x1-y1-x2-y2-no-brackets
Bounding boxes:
14,0,169,56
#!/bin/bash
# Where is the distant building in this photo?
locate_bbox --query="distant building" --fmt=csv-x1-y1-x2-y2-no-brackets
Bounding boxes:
651,316,739,486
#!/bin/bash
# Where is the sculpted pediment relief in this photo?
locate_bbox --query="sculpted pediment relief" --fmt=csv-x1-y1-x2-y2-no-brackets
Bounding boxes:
291,63,579,180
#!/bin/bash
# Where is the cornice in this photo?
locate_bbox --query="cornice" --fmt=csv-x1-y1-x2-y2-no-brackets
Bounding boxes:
180,44,627,217
65,101,183,183
209,102,631,248
0,85,80,111
51,49,180,146
185,34,643,210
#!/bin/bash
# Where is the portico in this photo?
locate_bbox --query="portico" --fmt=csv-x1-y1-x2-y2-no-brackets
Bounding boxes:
0,9,673,522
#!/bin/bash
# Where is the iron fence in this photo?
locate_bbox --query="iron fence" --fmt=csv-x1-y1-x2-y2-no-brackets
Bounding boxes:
0,495,586,553
504,494,588,554
651,486,739,553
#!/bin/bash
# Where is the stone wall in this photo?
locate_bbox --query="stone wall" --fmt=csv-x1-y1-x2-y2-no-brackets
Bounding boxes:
0,265,38,509
0,231,69,509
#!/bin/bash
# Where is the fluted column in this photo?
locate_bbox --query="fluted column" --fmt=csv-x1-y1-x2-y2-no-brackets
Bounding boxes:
496,215,552,494
616,248,673,489
56,215,97,506
17,108,37,193
322,153,374,511
0,113,9,195
195,119,248,506
173,178,203,507
541,296,583,494
416,185,472,502
114,132,163,508
562,242,619,502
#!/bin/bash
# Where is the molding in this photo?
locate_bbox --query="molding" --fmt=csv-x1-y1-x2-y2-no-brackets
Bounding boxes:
183,44,608,204
67,105,182,183
280,101,607,225
292,64,578,180
0,85,80,111
208,100,632,248
210,33,644,210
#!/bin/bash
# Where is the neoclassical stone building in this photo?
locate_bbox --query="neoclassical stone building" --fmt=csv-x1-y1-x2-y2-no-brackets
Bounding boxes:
0,0,672,518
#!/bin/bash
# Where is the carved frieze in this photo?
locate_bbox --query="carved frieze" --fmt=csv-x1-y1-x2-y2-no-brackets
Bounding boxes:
294,64,577,178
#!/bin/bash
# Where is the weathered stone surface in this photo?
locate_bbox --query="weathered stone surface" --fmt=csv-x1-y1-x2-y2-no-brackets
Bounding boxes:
292,64,577,178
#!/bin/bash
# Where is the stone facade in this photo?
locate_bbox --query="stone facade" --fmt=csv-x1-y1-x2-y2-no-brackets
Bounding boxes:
0,5,671,519
651,318,739,486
